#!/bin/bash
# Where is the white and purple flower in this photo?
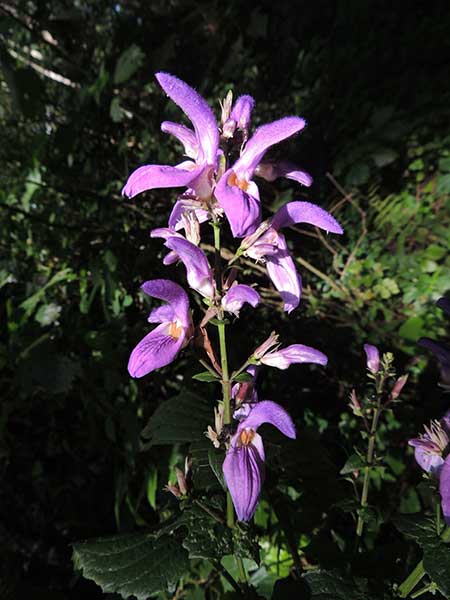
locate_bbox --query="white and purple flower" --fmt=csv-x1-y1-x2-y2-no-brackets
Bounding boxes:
409,411,450,524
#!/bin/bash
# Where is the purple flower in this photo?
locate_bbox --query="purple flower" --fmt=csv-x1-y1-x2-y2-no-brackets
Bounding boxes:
221,284,260,316
363,344,380,374
409,411,450,524
128,279,192,378
241,201,343,312
215,118,308,238
255,160,313,187
259,343,328,370
419,297,450,386
222,95,255,139
163,237,215,299
122,73,219,201
222,401,296,521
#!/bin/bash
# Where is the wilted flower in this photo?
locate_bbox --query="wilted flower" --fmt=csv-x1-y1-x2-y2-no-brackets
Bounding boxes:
128,279,192,378
240,201,343,312
165,456,192,498
409,411,450,523
222,401,296,521
205,404,224,448
364,344,380,374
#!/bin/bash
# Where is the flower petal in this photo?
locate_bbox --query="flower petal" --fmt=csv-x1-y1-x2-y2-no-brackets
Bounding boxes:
148,304,175,324
168,200,210,231
237,400,296,439
363,344,380,374
234,117,306,179
271,201,343,233
264,232,302,313
215,169,261,237
223,434,265,522
440,456,450,525
222,284,260,315
140,279,190,327
128,323,185,378
122,164,201,198
161,121,198,159
411,445,444,475
230,94,255,130
261,344,328,370
255,161,313,187
156,72,219,165
164,237,214,298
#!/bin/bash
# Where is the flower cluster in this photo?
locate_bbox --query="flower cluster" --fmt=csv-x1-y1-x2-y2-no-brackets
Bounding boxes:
124,73,343,521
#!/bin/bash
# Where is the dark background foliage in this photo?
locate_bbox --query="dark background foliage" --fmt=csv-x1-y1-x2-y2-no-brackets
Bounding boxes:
1,1,450,598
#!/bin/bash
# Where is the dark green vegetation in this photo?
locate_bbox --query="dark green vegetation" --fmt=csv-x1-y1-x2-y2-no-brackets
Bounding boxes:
1,1,450,598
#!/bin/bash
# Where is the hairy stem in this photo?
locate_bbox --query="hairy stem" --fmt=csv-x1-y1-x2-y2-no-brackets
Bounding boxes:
212,218,248,586
356,399,382,538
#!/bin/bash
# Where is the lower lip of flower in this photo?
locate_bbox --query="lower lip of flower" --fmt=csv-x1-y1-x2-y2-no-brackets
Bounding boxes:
239,428,256,446
228,171,250,192
169,321,184,339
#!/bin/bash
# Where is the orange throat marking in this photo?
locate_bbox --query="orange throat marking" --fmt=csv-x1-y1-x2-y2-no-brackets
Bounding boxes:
168,321,183,339
227,171,250,192
239,428,256,446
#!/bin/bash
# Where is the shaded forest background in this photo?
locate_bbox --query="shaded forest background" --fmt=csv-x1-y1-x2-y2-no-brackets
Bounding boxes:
1,1,450,598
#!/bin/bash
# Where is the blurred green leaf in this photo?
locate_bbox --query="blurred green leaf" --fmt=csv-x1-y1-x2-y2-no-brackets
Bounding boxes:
113,44,145,84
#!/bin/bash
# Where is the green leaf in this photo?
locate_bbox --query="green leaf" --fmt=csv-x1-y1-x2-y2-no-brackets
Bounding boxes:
394,515,450,596
19,268,76,318
233,372,253,383
141,391,211,446
302,570,378,600
209,317,230,326
372,148,398,168
113,44,145,84
340,453,365,475
436,174,450,195
398,316,425,341
180,503,233,560
190,438,221,490
208,447,226,489
72,533,189,599
109,97,126,122
192,371,219,382
146,465,158,510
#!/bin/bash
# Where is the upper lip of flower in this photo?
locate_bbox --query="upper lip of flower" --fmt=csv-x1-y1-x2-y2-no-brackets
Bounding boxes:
122,72,220,200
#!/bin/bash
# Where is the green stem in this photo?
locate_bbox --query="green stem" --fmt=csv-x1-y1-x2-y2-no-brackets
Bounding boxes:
397,561,425,598
212,217,248,588
411,582,437,599
218,320,232,427
356,400,382,538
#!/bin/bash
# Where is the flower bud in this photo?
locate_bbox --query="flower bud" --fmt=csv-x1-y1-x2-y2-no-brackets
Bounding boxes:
390,374,408,400
364,344,380,374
